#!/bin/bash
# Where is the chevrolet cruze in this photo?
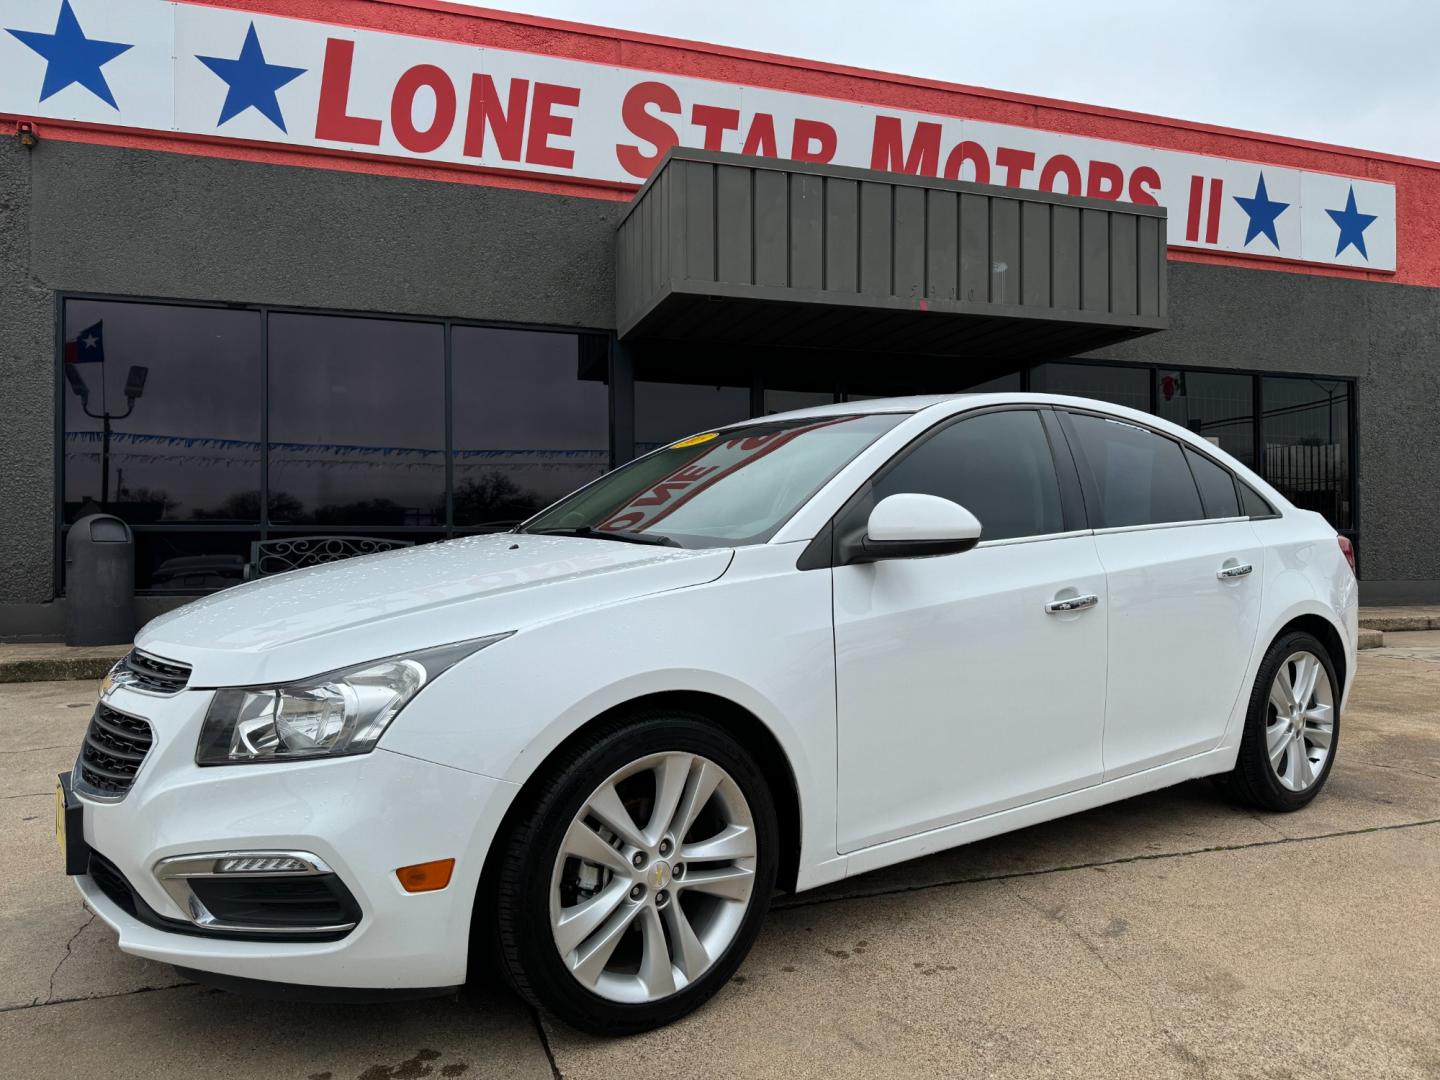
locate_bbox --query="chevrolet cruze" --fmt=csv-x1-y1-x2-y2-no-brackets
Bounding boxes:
58,393,1358,1033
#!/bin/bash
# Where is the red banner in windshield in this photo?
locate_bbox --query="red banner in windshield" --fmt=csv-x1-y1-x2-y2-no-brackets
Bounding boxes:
596,418,848,535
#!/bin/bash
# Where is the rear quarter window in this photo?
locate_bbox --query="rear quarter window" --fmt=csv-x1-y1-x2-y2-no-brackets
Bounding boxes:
1239,481,1278,518
1184,446,1242,519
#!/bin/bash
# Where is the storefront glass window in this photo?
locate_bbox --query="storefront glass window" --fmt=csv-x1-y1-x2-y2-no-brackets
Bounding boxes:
764,388,836,415
1029,361,1150,411
1155,370,1255,466
635,381,751,452
1261,376,1353,530
963,372,1024,393
451,327,610,529
268,314,446,526
62,300,261,525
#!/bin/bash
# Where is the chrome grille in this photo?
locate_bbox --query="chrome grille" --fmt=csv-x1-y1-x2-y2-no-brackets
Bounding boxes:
118,649,191,695
77,704,154,798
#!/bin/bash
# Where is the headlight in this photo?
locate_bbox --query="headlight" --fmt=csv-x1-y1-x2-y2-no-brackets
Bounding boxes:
195,633,511,766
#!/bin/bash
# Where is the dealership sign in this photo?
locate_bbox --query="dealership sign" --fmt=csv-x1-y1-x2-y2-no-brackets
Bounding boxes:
2,0,1397,271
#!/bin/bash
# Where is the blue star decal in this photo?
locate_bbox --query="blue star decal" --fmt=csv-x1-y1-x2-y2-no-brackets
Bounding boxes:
1326,187,1377,260
1232,173,1290,250
196,23,306,133
6,0,132,109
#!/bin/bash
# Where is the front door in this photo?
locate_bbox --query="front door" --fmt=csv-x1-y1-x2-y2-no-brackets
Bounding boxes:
833,408,1109,853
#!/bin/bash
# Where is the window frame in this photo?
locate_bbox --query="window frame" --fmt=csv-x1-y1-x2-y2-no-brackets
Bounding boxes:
1016,359,1353,542
1181,444,1242,521
54,291,613,595
1054,405,1273,534
802,404,1088,570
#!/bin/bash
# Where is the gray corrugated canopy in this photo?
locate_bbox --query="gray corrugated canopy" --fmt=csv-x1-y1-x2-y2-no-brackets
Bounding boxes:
616,149,1168,362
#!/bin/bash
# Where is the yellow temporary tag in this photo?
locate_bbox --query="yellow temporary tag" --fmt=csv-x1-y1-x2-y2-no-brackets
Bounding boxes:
671,432,719,449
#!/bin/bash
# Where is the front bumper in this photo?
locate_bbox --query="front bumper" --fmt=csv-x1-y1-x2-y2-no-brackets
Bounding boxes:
72,684,518,990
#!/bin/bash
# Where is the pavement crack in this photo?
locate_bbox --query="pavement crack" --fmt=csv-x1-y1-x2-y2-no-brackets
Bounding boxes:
776,817,1440,911
0,744,72,754
1242,808,1291,839
0,980,192,1015
44,912,94,1004
1349,756,1440,782
531,1007,564,1080
1002,878,1124,981
1,790,49,800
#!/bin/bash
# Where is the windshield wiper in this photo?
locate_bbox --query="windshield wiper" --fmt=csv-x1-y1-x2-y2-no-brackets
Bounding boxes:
528,526,681,548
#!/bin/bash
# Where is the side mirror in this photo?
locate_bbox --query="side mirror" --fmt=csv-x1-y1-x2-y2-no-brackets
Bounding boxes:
858,493,982,561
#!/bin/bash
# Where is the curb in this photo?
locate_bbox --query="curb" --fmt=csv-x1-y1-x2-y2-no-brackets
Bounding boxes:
1357,615,1440,632
0,655,123,685
1358,628,1384,651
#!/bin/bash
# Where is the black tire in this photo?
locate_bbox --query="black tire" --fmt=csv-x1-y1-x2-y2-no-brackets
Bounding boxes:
490,709,778,1035
1223,630,1340,812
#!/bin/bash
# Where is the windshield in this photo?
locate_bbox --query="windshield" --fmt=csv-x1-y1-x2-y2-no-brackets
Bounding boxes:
521,412,906,548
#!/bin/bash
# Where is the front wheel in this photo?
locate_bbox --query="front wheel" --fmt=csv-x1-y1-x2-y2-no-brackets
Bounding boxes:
491,712,778,1034
1223,630,1340,812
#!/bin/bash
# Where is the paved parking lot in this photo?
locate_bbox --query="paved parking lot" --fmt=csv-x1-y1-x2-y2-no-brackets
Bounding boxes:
3,638,1438,1080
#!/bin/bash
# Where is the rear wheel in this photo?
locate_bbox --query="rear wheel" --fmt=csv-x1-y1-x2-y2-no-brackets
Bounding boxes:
1223,631,1339,811
491,711,777,1034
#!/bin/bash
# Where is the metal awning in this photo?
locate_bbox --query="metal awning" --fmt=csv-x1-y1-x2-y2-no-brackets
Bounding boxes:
616,149,1167,362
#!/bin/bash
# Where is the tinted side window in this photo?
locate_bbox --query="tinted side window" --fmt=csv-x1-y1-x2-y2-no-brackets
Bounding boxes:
1184,446,1241,519
1066,413,1203,528
1240,481,1277,517
872,410,1064,541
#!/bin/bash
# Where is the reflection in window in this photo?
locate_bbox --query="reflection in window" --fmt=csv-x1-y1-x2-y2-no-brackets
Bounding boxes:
764,388,835,415
636,380,751,452
451,328,609,528
1066,412,1203,528
62,301,261,524
962,372,1023,393
1156,370,1254,466
1030,362,1150,411
132,531,256,592
1184,446,1241,519
268,314,445,526
872,410,1063,541
1262,377,1352,530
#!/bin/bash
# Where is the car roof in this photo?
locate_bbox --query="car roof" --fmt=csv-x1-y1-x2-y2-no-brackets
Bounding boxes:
732,391,1148,423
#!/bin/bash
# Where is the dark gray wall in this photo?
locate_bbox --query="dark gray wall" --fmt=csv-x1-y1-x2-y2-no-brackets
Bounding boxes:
2,139,1439,627
0,138,56,611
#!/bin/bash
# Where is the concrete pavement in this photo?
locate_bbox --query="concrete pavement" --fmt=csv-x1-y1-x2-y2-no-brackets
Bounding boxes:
2,643,1437,1079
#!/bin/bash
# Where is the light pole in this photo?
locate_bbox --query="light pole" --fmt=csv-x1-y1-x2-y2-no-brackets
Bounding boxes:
63,363,148,508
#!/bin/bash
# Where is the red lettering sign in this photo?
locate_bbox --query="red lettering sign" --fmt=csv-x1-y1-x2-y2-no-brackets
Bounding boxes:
391,64,456,153
315,39,381,145
617,81,681,178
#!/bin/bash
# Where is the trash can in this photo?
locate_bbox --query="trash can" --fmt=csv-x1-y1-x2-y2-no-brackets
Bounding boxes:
65,514,135,647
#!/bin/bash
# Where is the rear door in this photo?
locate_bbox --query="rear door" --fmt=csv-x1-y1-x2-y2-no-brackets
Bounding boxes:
832,407,1109,853
1058,410,1265,778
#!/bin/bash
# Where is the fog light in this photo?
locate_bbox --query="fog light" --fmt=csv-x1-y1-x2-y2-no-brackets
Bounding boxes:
215,855,313,874
396,858,455,893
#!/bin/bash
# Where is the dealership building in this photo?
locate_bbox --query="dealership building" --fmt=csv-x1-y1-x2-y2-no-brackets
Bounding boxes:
2,0,1438,636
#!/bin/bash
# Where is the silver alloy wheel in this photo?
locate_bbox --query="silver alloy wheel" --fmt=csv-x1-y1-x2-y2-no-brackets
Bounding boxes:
548,752,758,1004
1266,650,1336,792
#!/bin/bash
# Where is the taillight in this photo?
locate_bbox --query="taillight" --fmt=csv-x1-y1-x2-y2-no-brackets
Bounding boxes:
1337,535,1356,574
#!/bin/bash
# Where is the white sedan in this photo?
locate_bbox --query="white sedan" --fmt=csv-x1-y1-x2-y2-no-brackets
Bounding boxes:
59,393,1357,1034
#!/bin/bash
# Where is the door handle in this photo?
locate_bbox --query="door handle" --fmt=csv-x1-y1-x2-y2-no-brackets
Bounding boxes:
1045,594,1099,614
1216,563,1254,580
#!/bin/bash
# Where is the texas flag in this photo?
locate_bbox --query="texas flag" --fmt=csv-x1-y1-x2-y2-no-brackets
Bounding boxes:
64,320,104,364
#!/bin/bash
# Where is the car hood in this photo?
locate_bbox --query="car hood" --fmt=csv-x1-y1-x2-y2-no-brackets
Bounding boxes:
137,534,734,687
